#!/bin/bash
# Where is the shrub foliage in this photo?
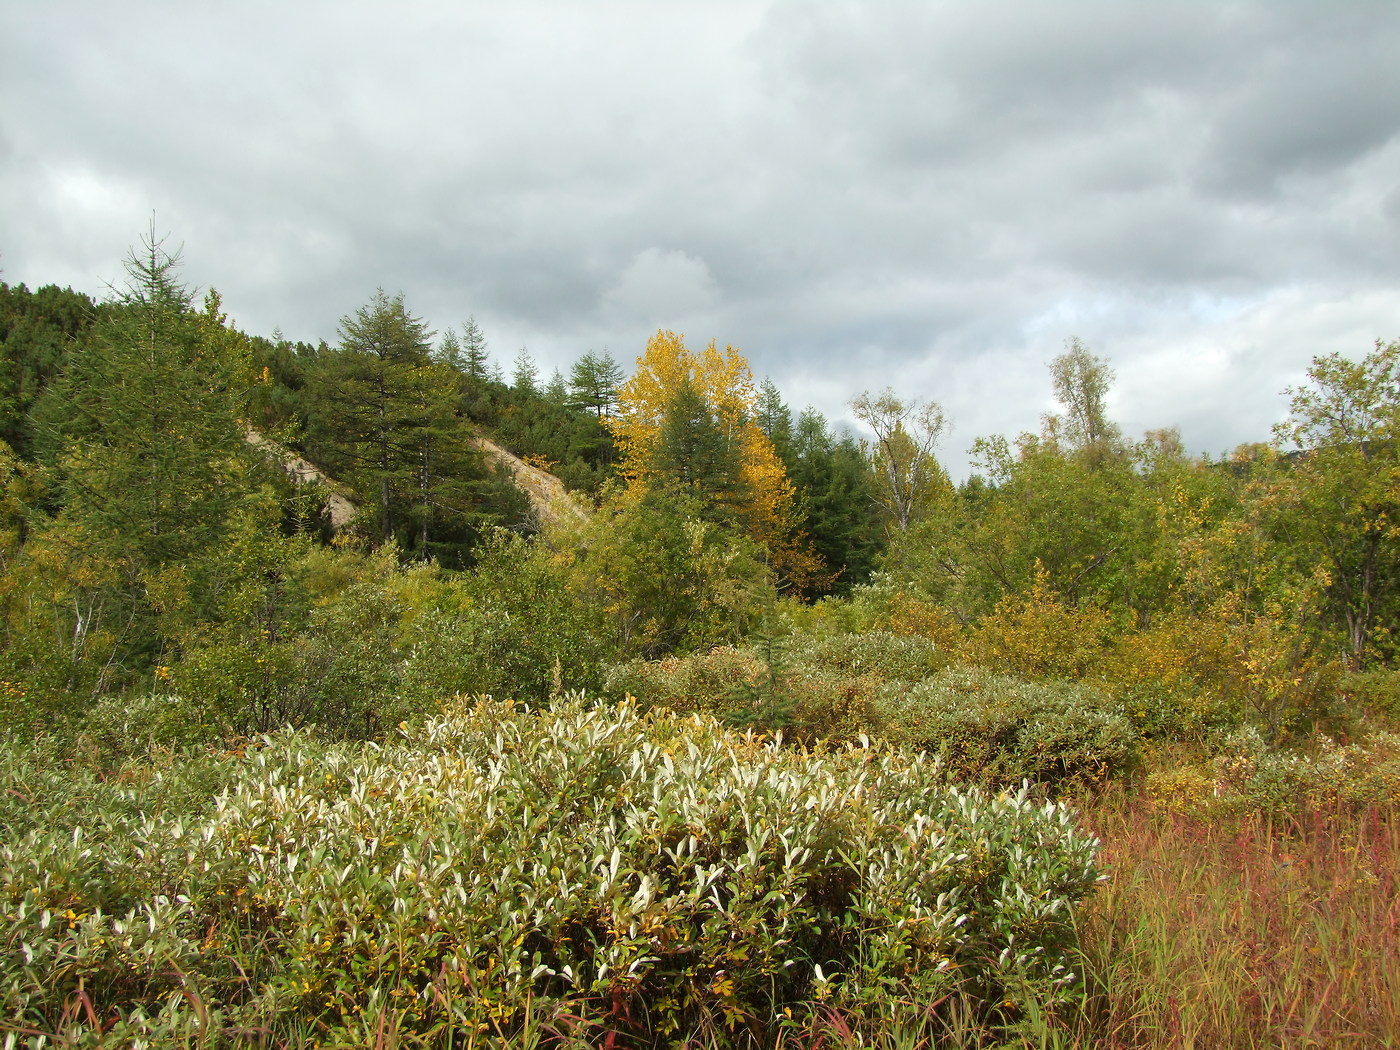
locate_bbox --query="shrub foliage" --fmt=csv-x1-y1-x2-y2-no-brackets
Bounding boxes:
1,699,1100,1046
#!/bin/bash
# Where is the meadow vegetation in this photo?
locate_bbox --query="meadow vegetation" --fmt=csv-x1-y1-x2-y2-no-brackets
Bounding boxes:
0,240,1397,1046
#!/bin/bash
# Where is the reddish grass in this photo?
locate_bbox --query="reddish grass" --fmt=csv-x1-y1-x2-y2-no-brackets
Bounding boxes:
1071,794,1400,1048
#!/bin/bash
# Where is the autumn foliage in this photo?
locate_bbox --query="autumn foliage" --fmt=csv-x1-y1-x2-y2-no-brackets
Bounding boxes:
608,330,826,589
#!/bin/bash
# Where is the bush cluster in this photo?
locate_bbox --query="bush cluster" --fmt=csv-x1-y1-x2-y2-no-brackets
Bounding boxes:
1,699,1100,1046
1145,726,1400,816
873,667,1138,788
611,634,1137,789
606,644,880,743
607,631,946,743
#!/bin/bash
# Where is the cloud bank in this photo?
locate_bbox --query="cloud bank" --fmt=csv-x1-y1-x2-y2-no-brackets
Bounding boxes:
4,1,1399,476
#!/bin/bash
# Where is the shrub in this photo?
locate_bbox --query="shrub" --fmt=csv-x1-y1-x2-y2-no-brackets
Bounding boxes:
780,630,948,683
1146,726,1400,816
874,667,1139,788
1104,614,1242,741
0,699,1102,1046
965,575,1116,682
1338,668,1400,726
606,645,882,742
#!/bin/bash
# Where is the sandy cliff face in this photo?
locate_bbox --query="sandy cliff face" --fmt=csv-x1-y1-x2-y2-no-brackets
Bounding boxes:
248,429,588,533
245,429,358,529
468,435,591,528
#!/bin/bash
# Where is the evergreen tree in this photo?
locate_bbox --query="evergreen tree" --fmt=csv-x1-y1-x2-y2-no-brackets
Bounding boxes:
15,234,264,697
309,291,437,543
756,377,794,460
651,377,748,518
304,292,525,563
436,327,465,371
512,348,539,397
47,236,255,574
461,316,491,382
543,368,569,406
0,282,104,458
786,409,885,592
569,349,625,418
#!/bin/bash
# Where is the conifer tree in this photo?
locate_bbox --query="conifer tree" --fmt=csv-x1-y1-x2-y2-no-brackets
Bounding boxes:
512,348,539,397
20,233,262,695
460,316,491,382
569,349,625,418
609,330,823,589
651,377,748,518
49,234,255,575
311,289,436,542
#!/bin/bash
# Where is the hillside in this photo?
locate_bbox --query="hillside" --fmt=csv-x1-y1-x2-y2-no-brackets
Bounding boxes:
469,433,590,527
247,427,588,533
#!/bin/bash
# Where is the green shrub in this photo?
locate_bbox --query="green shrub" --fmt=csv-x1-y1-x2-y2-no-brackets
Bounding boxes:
779,630,948,683
1338,668,1400,725
605,632,945,744
1148,725,1400,815
874,667,1139,788
0,699,1101,1046
75,691,220,759
606,647,880,742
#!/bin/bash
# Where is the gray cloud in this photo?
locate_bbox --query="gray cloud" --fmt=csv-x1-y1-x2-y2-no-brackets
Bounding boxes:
4,1,1400,478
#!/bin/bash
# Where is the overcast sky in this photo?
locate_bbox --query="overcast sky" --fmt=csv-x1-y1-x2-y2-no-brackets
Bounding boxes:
4,1,1399,478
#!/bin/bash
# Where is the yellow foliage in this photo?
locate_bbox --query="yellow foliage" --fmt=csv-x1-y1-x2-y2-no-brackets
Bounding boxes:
968,568,1114,680
608,330,823,587
879,593,967,652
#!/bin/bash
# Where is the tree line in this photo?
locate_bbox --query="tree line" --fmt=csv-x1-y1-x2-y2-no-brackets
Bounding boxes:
0,234,1395,743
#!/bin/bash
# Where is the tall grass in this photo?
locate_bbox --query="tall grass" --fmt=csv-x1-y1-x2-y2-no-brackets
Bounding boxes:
1072,794,1400,1048
753,792,1400,1050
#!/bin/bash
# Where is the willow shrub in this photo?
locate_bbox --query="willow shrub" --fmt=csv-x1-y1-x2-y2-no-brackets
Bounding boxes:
1,699,1100,1047
874,667,1138,788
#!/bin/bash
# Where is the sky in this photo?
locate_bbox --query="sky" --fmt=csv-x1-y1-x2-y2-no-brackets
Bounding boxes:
4,1,1399,479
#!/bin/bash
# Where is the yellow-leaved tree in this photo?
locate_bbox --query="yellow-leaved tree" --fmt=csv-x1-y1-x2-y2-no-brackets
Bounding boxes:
607,330,825,589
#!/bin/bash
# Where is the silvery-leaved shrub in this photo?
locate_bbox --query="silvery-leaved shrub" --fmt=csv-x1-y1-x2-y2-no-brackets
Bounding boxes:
0,698,1100,1046
778,630,947,682
875,666,1138,787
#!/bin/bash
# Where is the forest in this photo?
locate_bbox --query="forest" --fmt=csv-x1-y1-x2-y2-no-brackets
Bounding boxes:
0,238,1397,1048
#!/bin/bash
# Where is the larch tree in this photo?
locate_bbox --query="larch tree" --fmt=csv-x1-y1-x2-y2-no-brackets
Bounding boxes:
22,233,263,695
460,316,491,382
310,289,498,561
568,349,625,418
512,348,539,397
